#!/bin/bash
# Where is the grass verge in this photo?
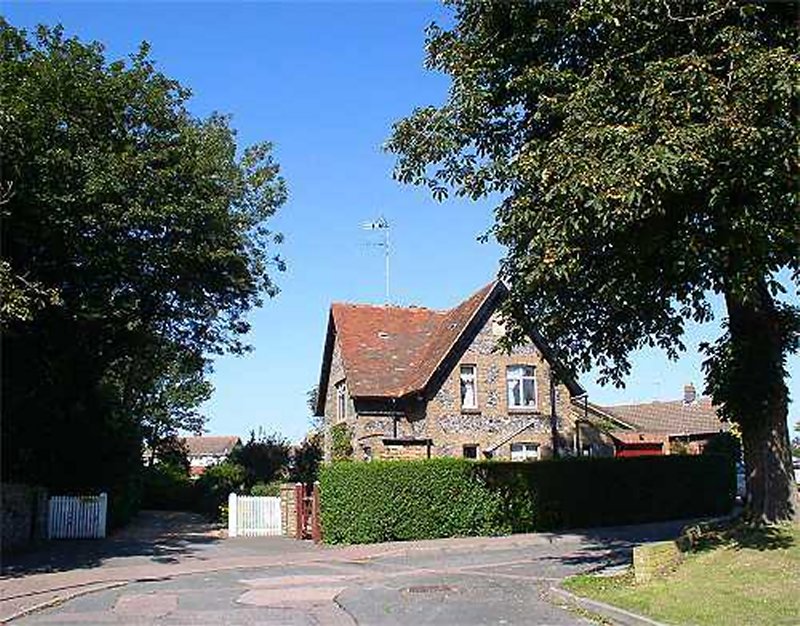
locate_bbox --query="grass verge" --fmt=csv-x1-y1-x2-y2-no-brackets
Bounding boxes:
563,524,800,626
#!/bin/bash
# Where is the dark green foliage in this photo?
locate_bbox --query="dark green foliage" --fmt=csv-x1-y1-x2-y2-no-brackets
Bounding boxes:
388,0,799,523
193,461,245,517
249,481,282,497
290,433,323,485
319,456,735,544
703,432,742,463
330,423,354,461
230,430,290,490
319,458,507,544
141,462,194,511
0,20,286,523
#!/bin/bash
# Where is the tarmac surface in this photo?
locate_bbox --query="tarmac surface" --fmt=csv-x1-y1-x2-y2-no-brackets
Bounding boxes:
1,511,691,625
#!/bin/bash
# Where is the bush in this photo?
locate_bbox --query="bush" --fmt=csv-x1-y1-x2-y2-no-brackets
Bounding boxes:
141,462,194,511
193,461,245,518
249,481,282,497
319,455,735,544
320,458,508,544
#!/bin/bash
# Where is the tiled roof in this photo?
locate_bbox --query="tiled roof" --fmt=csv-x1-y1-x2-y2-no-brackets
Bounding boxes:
183,436,240,456
331,281,498,398
599,397,724,436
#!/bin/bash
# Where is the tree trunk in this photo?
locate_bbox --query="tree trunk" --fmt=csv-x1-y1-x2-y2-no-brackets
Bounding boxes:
724,282,800,525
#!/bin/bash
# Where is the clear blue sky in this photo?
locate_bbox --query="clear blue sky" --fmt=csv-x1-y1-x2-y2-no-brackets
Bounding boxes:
7,2,798,442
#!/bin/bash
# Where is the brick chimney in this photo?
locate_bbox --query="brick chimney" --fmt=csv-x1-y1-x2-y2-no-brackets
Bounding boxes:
683,383,697,404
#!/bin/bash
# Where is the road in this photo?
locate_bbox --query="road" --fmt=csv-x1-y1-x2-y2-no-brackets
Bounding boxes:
2,511,690,625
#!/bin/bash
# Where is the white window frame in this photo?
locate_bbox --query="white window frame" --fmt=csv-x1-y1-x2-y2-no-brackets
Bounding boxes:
336,381,347,421
506,365,537,409
510,442,540,461
460,364,478,410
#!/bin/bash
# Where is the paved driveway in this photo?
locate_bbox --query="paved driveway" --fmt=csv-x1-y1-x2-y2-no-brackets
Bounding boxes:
2,512,691,625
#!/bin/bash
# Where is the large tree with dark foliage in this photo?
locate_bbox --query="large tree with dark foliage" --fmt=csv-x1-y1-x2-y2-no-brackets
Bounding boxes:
388,1,799,523
1,21,286,519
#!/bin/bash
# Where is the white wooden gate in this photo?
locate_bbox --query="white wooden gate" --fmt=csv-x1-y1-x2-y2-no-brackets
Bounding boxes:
48,493,107,539
227,493,282,537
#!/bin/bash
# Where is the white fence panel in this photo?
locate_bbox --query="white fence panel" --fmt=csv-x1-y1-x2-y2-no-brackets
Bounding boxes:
228,494,281,537
48,493,107,539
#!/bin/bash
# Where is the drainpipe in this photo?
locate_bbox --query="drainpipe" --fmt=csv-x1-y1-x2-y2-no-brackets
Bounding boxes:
391,397,398,438
550,371,559,459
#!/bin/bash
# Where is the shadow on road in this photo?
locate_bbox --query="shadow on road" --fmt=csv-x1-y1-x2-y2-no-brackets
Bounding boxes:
1,510,222,578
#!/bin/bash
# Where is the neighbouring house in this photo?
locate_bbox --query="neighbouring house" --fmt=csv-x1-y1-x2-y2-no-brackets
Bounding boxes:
575,384,729,457
313,280,593,462
183,435,241,477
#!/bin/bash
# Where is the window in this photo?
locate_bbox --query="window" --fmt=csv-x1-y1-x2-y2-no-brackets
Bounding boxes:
460,364,477,409
336,381,347,421
362,445,373,462
463,444,478,459
510,442,540,461
506,365,536,408
581,444,593,457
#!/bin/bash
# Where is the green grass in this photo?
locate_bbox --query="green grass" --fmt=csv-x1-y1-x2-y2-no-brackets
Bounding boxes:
563,525,800,626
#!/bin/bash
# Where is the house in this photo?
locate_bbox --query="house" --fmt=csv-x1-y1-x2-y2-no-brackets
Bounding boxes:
575,384,728,457
183,435,241,477
313,280,589,462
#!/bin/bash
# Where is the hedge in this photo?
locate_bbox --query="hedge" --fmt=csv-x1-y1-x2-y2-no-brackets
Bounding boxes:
318,455,735,544
319,458,509,544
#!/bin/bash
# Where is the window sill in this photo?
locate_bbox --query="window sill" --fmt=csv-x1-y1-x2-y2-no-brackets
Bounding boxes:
461,408,481,415
508,407,539,414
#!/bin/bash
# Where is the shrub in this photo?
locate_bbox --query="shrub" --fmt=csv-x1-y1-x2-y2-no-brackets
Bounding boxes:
319,455,735,544
320,458,508,544
141,462,194,511
249,481,282,497
193,461,245,518
330,423,353,461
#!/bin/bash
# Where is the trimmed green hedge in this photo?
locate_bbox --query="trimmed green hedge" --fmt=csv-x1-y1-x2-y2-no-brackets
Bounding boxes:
320,458,508,544
319,455,735,544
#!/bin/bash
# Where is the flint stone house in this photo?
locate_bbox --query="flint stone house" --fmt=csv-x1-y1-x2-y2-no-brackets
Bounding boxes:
578,384,728,457
314,281,592,462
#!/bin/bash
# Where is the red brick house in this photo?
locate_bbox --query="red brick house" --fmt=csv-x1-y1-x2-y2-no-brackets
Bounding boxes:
313,281,590,462
183,435,241,477
577,385,728,457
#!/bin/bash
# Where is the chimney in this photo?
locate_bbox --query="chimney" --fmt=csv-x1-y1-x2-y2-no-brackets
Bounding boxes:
683,383,697,405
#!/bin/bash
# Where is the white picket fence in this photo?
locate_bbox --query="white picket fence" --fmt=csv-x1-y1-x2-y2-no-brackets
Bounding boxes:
227,493,282,537
48,493,107,539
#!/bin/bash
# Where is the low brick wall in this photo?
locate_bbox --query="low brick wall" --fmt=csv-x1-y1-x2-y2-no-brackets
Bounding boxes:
633,540,684,583
1,483,48,554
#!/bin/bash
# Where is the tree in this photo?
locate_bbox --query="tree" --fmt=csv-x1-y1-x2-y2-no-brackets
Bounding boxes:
290,432,323,485
139,349,213,466
0,21,286,509
229,429,290,489
388,1,799,523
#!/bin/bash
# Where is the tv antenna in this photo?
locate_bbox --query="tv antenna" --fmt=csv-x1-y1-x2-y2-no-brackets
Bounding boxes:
362,215,390,304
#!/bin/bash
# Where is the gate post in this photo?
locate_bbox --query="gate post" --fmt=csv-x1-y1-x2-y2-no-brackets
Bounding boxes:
311,481,322,544
228,493,237,538
294,483,304,540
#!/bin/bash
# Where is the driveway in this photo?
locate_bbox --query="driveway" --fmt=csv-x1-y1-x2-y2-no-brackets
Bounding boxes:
2,511,692,625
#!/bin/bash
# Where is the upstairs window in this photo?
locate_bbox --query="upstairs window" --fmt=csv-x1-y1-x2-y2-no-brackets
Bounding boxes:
336,381,347,421
460,364,477,409
507,365,536,409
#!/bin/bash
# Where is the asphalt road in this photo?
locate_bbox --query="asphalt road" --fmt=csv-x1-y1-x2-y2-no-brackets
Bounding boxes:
6,513,691,625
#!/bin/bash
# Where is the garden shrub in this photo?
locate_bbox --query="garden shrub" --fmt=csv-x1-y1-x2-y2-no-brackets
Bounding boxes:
141,462,194,511
193,461,245,518
330,423,354,461
249,481,282,497
319,455,735,544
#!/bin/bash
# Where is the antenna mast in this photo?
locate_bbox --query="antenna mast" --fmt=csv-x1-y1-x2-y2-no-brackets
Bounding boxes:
362,216,390,304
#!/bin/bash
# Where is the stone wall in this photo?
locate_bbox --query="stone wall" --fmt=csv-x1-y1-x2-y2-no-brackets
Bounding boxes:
1,484,48,554
279,483,300,538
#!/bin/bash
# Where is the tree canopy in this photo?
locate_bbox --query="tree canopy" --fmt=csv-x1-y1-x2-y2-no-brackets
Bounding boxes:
388,0,798,522
0,21,286,514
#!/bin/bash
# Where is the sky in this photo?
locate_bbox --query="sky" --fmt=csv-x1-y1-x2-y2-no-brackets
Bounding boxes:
6,2,798,442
